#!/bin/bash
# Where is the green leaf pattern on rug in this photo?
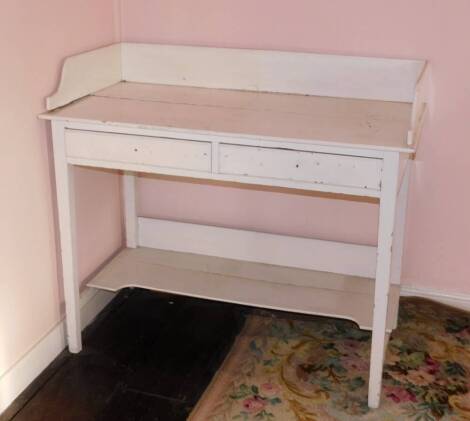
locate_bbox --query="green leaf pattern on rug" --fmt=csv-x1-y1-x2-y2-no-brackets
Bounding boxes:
201,299,470,420
230,382,283,420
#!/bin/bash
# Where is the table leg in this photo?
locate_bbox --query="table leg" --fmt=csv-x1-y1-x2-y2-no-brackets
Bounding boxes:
122,171,138,248
368,151,399,408
51,121,82,353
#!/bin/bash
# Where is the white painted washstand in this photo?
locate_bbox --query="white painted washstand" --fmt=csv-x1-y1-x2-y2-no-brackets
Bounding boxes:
40,43,428,408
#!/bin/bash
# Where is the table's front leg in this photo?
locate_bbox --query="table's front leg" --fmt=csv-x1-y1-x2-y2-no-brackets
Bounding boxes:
368,151,400,408
51,121,82,353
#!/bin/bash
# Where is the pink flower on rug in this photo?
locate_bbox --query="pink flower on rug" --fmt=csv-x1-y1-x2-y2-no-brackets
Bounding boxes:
425,357,440,374
261,382,280,396
242,396,266,413
384,385,417,404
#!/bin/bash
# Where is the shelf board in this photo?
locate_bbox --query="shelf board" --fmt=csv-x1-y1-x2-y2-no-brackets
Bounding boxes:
88,247,400,331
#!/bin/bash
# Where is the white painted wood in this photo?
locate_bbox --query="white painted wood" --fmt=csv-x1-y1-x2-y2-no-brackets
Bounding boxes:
411,64,428,134
66,155,381,198
219,143,383,191
138,217,378,278
408,103,427,150
390,161,411,287
121,43,424,102
59,120,388,198
41,82,415,153
42,43,423,409
56,120,388,159
407,62,428,147
0,289,114,416
368,151,400,408
65,129,212,173
401,286,470,312
122,172,138,248
88,248,400,331
59,123,384,198
47,44,121,110
211,142,220,174
51,122,82,353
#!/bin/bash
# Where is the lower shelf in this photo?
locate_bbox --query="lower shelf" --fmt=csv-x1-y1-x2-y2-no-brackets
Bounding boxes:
88,247,400,331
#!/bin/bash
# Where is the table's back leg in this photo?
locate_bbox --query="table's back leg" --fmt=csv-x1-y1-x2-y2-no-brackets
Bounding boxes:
122,171,138,248
368,151,399,408
51,121,82,353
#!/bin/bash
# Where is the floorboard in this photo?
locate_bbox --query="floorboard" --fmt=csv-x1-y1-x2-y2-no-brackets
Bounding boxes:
2,289,247,421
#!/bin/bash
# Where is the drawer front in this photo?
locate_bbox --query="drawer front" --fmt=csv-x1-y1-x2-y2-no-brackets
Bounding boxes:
65,130,212,172
219,144,382,190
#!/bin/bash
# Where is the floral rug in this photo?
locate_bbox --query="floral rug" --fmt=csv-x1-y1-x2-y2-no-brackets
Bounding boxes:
189,298,470,420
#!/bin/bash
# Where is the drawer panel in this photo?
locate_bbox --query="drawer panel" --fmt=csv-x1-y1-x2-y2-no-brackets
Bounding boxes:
65,130,211,172
219,144,382,190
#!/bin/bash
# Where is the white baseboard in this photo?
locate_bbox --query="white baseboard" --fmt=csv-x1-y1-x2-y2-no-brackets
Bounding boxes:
401,286,470,312
0,288,115,416
138,217,378,278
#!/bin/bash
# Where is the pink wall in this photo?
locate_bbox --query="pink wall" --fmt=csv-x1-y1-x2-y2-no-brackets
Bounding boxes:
121,0,470,294
1,0,468,408
0,0,121,378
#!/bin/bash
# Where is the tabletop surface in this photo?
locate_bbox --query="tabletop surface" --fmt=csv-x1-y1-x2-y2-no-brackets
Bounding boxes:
41,81,414,153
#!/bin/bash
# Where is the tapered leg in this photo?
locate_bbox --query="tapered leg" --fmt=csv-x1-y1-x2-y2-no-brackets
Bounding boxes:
51,122,82,353
389,161,411,329
368,152,400,408
122,171,138,248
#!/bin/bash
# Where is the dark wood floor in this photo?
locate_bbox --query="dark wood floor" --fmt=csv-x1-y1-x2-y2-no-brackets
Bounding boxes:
1,289,247,421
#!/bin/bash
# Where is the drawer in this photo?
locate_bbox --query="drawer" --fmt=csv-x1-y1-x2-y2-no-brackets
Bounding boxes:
219,144,382,190
65,130,211,172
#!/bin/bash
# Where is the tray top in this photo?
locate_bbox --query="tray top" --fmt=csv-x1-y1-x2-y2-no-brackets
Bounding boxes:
41,81,414,153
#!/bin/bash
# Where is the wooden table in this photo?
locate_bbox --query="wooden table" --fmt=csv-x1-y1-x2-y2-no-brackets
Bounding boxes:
41,43,427,408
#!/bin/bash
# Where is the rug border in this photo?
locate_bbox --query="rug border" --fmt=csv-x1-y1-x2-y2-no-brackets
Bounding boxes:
188,316,262,420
